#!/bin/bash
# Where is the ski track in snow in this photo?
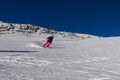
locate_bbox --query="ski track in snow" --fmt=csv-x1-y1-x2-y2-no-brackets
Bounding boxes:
0,54,120,80
0,55,51,66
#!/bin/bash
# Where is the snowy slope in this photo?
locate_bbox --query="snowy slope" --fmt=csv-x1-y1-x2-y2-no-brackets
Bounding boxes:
0,33,120,80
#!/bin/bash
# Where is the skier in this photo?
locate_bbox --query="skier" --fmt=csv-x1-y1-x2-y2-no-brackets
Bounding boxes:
42,35,54,47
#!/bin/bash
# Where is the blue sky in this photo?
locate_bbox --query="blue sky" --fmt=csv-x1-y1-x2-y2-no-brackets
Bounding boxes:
0,0,120,36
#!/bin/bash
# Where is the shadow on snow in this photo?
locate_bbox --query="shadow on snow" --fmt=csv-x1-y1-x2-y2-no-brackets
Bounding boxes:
0,50,37,53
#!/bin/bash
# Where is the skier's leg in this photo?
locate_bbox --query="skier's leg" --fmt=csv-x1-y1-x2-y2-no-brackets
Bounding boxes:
47,42,51,47
42,41,49,47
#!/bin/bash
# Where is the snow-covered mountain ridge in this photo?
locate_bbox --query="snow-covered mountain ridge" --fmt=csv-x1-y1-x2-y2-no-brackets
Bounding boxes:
0,21,99,40
1,22,120,80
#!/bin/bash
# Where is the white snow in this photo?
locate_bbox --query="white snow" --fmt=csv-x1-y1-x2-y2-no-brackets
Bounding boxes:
26,43,44,49
0,33,120,80
89,77,111,80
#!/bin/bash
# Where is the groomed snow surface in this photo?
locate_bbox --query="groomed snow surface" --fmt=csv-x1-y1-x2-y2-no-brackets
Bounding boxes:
0,34,120,80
